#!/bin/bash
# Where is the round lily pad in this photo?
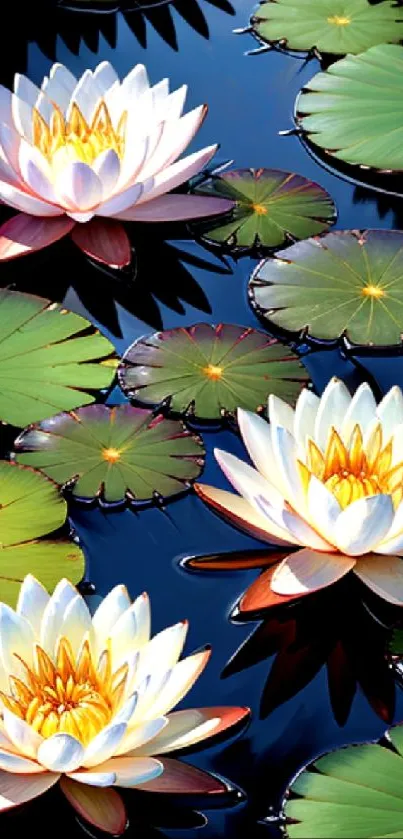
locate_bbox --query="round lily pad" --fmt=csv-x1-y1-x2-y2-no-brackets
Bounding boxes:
249,229,403,347
251,0,403,56
15,404,205,505
0,289,115,428
118,323,308,420
285,725,403,838
0,460,84,608
296,44,403,173
192,169,336,252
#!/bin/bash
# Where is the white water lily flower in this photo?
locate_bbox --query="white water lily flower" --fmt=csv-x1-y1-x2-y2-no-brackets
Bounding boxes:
196,377,403,605
0,62,233,266
0,576,248,832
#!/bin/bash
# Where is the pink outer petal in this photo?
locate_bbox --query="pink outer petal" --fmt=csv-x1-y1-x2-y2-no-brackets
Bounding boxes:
0,769,59,812
137,707,249,756
0,213,76,261
354,554,403,606
60,777,127,836
271,548,356,596
239,563,307,615
135,757,229,795
114,193,234,222
71,218,131,268
194,483,295,547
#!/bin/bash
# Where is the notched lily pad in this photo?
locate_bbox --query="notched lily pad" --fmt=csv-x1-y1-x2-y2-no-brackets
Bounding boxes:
0,460,84,607
0,289,116,428
15,404,205,505
251,0,403,56
192,168,335,252
296,44,403,174
249,229,403,348
285,725,403,838
118,323,308,420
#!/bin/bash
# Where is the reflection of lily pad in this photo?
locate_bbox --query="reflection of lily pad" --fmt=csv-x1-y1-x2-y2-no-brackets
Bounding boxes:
286,724,403,838
193,169,335,251
15,404,205,504
0,289,115,427
251,0,403,56
0,461,84,607
118,323,307,420
250,230,403,347
296,44,403,172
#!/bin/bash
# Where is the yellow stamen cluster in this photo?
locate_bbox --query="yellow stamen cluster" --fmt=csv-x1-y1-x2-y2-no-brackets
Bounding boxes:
298,424,403,509
102,447,122,463
327,14,351,25
203,364,223,380
362,285,385,299
32,101,127,168
251,203,268,216
1,639,128,745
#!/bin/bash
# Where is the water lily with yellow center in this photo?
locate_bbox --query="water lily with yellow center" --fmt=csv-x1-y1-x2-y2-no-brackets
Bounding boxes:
0,576,248,834
196,378,403,605
0,62,233,267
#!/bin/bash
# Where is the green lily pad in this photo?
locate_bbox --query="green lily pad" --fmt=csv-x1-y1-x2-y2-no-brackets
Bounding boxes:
249,229,403,347
0,289,115,427
251,0,403,56
296,44,403,173
192,169,336,251
285,724,403,838
118,323,308,420
15,404,205,504
0,460,84,608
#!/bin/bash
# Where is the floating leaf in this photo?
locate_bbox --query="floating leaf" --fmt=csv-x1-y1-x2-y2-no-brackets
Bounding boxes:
296,44,403,173
192,169,335,252
0,461,84,607
251,0,403,56
0,289,115,427
15,404,205,504
249,229,403,347
118,323,307,420
286,724,403,838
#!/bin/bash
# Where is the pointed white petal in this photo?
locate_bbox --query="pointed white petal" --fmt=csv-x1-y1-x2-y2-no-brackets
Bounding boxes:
68,70,98,124
18,141,56,203
314,378,351,450
0,750,45,774
271,548,355,596
293,388,320,454
307,476,341,542
121,64,150,103
17,575,50,635
93,149,120,198
214,448,284,509
134,709,219,756
237,409,277,485
96,180,146,218
135,144,217,205
271,425,306,513
14,74,41,109
268,394,295,435
333,495,394,556
377,386,403,442
145,649,211,718
82,723,127,769
255,495,334,551
195,483,297,545
0,182,61,216
40,579,78,655
114,133,148,192
110,593,150,670
113,693,138,726
92,585,131,651
354,554,403,605
69,756,162,788
56,162,102,212
93,62,119,98
0,605,35,674
2,710,43,760
341,382,377,444
140,105,206,180
41,63,77,114
161,85,187,121
137,622,188,682
115,718,168,757
38,734,84,773
58,594,93,658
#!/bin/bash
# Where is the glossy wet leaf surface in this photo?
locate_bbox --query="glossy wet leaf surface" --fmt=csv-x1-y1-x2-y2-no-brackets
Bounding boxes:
286,724,403,837
251,0,403,55
15,404,205,504
0,289,115,427
192,168,335,251
250,229,403,347
0,461,84,607
296,44,403,172
118,323,307,419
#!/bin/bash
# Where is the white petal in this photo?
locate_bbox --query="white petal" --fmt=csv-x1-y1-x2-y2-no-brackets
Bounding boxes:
135,709,218,756
307,476,341,542
2,710,42,760
214,448,284,509
67,70,98,124
115,718,168,757
140,105,206,180
38,734,84,773
113,693,138,726
391,423,403,468
0,181,61,216
92,585,131,652
314,378,352,450
68,756,162,788
41,64,77,115
0,771,59,810
14,74,41,109
56,162,102,212
271,425,306,513
0,605,35,675
161,85,187,121
93,62,119,98
0,85,12,129
377,386,403,442
145,649,211,718
110,593,150,669
66,767,116,787
341,382,377,444
293,388,320,454
195,483,296,546
93,149,120,198
151,79,169,112
58,594,93,658
82,723,127,769
134,144,217,206
255,495,334,552
115,133,148,192
40,579,79,656
17,575,50,636
11,94,34,142
268,394,295,435
137,622,188,682
121,64,150,103
96,180,146,218
333,495,394,556
18,141,56,203
237,409,288,496
0,121,22,180
271,548,356,595
354,554,403,605
0,749,45,774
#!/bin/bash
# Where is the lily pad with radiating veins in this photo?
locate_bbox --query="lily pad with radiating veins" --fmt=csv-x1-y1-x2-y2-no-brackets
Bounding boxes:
0,460,84,608
15,404,205,504
285,724,403,838
118,323,308,420
192,169,336,252
0,289,115,428
295,44,403,173
251,0,403,56
249,229,403,347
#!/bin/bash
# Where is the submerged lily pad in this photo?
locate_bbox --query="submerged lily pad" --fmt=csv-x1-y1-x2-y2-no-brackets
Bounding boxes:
15,404,205,504
286,725,403,838
193,169,335,251
118,323,307,420
296,44,403,173
0,289,115,428
0,460,84,607
250,229,403,347
251,0,403,56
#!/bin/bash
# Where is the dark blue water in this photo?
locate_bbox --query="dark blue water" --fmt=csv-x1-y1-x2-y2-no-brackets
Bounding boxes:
2,3,403,837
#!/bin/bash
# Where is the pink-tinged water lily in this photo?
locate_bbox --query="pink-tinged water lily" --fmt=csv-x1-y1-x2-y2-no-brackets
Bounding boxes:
196,378,403,606
0,62,233,267
0,576,249,834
